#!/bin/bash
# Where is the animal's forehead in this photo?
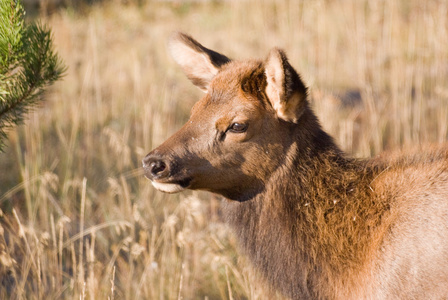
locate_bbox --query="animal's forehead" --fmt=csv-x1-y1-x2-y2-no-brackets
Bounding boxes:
212,60,263,88
209,60,265,102
190,60,266,116
192,90,255,116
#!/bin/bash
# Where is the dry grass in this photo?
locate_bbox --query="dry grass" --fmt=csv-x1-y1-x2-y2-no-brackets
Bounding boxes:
0,0,447,299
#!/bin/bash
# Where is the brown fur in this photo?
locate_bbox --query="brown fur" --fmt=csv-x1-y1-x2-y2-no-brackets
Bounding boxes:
143,33,448,299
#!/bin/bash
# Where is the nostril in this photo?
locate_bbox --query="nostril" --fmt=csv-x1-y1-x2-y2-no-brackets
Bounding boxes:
150,160,166,176
143,155,170,180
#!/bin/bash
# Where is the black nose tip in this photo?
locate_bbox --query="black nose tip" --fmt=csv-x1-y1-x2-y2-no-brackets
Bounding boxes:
150,160,166,176
142,155,170,180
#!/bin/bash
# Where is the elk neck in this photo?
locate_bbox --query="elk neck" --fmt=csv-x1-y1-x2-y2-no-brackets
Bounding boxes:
221,108,392,298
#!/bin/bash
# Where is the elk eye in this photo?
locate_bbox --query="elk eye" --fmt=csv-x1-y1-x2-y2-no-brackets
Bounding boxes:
228,122,248,133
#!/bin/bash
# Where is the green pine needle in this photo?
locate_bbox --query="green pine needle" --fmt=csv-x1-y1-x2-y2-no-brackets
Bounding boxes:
0,0,66,151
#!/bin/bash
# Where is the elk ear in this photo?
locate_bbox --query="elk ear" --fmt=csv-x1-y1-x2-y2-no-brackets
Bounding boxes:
265,48,308,123
168,32,231,92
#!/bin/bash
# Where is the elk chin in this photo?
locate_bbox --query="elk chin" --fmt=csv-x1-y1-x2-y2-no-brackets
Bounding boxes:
151,181,186,193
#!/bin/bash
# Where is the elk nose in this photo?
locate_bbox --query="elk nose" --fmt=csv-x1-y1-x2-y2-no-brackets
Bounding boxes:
142,155,170,180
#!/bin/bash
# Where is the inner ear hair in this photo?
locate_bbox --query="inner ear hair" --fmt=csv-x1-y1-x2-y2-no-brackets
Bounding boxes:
169,32,231,91
265,48,308,123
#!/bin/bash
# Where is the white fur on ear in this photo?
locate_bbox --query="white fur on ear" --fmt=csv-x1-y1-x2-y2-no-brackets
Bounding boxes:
265,48,307,123
265,49,285,113
169,40,218,92
168,32,230,92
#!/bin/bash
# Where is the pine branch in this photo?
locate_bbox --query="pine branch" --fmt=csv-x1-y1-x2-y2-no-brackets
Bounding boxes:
0,0,65,151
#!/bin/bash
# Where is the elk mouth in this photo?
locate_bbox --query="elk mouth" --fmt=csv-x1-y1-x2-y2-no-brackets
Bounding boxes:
149,177,192,194
142,154,193,193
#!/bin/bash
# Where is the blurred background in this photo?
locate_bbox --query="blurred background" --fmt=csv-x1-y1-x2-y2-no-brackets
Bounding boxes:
1,0,447,299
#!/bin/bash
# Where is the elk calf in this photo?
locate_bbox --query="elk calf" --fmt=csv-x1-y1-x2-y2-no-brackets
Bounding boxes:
143,33,448,299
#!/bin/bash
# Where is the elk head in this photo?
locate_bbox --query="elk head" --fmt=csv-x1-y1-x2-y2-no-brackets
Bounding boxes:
142,33,310,201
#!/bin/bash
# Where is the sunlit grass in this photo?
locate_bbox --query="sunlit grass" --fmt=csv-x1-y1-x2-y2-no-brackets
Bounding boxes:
1,0,447,299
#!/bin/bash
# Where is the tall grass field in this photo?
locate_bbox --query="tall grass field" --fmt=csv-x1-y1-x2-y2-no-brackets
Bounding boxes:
1,0,447,299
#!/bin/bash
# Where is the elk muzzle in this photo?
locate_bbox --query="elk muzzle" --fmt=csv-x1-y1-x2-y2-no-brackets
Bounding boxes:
142,153,190,193
142,154,170,180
